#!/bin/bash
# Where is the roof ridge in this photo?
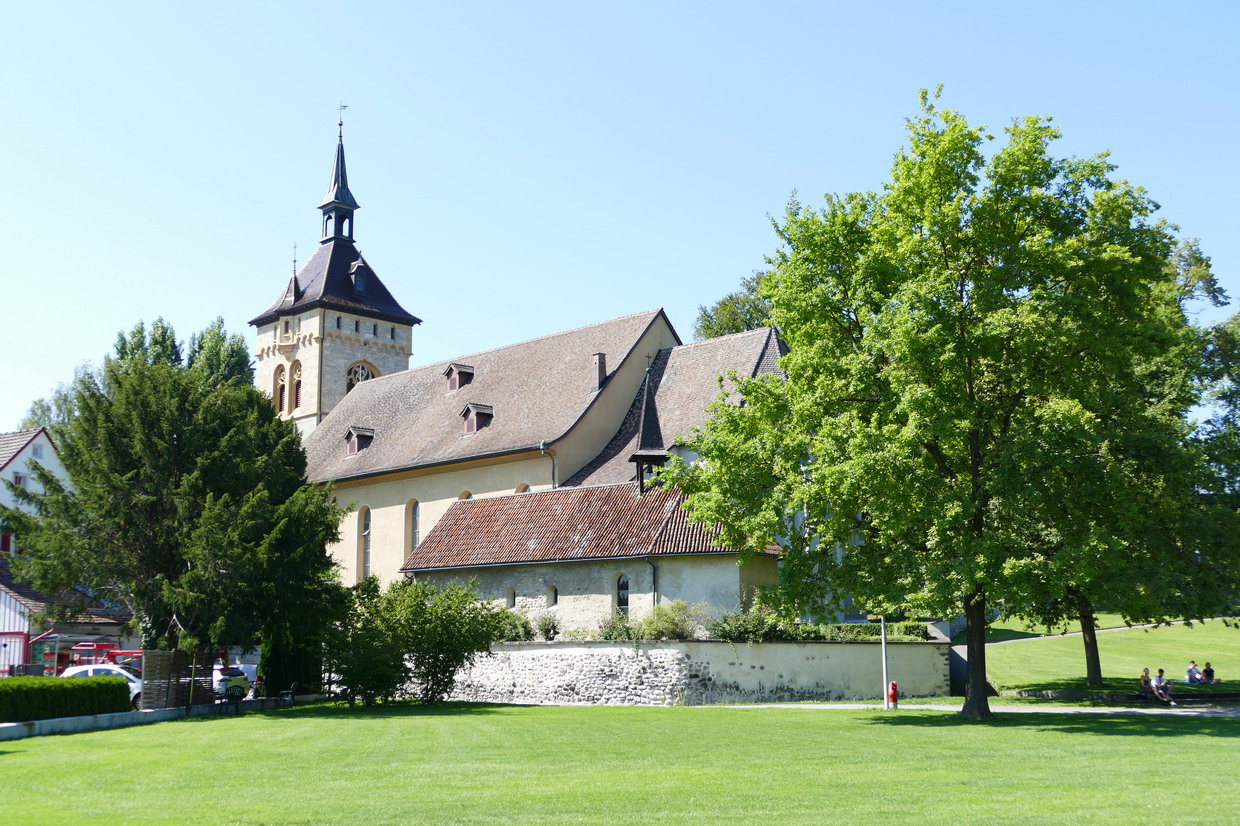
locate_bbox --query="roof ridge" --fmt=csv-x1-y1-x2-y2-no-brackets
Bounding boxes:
419,309,665,368
676,327,774,350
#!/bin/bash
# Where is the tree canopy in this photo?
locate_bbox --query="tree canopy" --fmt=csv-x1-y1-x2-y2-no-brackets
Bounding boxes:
664,90,1239,718
2,319,343,656
694,271,773,339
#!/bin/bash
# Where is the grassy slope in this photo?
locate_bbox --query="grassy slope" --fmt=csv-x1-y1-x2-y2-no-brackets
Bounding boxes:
5,703,1240,824
985,618,1240,692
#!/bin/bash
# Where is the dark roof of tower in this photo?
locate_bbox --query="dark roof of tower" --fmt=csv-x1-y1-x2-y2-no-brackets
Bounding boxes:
320,136,359,210
250,241,420,327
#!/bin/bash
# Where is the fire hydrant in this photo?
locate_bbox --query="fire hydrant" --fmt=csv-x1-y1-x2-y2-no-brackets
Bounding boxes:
887,680,899,709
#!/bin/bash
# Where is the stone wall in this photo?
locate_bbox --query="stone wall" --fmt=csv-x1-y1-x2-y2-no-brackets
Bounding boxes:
447,640,951,706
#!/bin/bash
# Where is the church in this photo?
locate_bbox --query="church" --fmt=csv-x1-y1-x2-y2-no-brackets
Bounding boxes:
249,131,783,631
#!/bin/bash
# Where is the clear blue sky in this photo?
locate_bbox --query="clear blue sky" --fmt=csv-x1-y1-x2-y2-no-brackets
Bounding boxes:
3,1,1237,429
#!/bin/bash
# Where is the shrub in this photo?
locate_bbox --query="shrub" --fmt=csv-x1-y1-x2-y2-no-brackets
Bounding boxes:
0,676,130,722
537,613,560,641
638,601,709,641
498,609,535,641
708,602,930,643
324,577,506,706
597,612,635,641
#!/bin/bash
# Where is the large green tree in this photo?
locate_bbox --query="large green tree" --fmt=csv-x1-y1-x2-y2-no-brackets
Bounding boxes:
2,320,344,663
694,271,773,339
664,90,1237,718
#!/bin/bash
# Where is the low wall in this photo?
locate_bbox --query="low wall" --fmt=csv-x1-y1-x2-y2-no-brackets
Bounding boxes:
448,640,950,706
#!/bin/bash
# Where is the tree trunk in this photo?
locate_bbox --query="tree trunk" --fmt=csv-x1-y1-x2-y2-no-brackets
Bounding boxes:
1074,590,1103,687
959,589,993,719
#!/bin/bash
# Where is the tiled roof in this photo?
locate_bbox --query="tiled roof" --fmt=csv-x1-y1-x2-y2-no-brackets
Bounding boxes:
402,483,774,571
302,309,675,483
0,429,42,472
249,240,420,327
564,327,786,487
0,556,126,625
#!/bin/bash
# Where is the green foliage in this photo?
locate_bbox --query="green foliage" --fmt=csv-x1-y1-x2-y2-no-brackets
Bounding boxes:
663,89,1240,718
0,319,342,652
637,600,709,640
0,676,130,722
498,609,535,641
694,271,773,339
708,603,928,643
324,578,506,706
597,611,636,641
537,613,560,641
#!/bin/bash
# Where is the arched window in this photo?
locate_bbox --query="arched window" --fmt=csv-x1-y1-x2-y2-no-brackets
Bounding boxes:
346,362,375,394
359,507,372,581
616,574,630,615
458,491,472,500
515,483,531,493
406,500,420,551
291,362,303,410
274,366,286,413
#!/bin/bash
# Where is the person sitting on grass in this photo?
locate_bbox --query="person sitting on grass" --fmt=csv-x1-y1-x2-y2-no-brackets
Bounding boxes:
1202,662,1220,684
1187,661,1205,683
1152,668,1177,705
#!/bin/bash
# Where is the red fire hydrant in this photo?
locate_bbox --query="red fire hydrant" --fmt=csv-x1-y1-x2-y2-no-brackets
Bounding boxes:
887,680,899,709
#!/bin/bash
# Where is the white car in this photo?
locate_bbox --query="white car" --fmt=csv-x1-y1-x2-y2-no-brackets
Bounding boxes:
60,663,143,710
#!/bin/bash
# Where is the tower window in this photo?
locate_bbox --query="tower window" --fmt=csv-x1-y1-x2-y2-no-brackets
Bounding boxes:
336,316,342,330
407,500,420,550
291,362,303,410
274,366,287,413
390,327,395,340
346,362,375,393
373,323,378,336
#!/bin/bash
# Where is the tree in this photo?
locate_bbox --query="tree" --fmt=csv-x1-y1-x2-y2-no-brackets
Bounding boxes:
1,320,344,662
663,89,1237,718
694,271,773,339
324,578,505,706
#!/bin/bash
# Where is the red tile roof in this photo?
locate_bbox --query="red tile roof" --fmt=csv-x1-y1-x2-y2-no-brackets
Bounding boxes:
402,483,776,571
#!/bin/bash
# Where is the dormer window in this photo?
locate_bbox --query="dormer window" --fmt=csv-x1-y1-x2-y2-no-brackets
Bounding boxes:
443,363,475,391
346,426,375,455
460,402,494,434
352,271,366,294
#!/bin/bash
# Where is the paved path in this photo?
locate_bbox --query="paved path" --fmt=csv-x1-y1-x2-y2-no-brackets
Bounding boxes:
715,701,1240,717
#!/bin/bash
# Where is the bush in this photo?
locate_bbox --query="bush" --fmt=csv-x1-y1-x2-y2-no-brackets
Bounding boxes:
0,676,131,722
498,609,535,642
597,612,635,641
708,603,930,643
324,577,506,706
537,614,560,641
639,601,709,641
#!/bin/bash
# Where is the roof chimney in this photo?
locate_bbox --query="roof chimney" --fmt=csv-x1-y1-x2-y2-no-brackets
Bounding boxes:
593,353,606,392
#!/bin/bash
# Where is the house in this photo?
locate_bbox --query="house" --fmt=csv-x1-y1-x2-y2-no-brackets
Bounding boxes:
251,131,785,629
0,428,127,675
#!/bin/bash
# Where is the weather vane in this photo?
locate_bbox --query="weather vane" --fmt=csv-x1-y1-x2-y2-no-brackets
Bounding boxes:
338,103,348,138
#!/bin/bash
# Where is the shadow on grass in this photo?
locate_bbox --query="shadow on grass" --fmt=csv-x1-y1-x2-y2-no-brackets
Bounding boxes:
1000,677,1233,694
862,710,1240,737
174,700,514,725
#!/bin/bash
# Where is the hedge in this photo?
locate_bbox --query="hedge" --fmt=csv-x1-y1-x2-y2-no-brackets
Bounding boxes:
709,610,932,644
0,676,131,723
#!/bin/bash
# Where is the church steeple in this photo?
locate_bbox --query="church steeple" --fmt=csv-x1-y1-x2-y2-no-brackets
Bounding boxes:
319,120,359,243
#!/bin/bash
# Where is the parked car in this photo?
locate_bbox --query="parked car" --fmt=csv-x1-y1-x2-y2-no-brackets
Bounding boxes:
60,663,143,710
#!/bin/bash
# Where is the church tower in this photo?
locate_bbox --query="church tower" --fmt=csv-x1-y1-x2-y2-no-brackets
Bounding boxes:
250,126,421,436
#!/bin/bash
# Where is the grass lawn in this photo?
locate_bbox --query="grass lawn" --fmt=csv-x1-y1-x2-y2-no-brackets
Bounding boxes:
985,618,1240,693
5,702,1240,824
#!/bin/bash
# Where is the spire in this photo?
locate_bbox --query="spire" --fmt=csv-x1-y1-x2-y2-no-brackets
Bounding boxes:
319,114,359,242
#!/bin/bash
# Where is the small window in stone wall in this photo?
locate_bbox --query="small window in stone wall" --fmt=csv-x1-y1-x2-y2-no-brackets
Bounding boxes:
617,574,629,615
547,586,558,608
506,588,516,609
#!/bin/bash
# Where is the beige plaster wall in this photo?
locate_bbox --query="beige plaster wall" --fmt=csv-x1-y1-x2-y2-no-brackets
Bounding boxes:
333,453,554,585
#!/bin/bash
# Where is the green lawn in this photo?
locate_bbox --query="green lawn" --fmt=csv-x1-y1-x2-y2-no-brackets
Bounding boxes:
985,618,1240,692
5,702,1240,824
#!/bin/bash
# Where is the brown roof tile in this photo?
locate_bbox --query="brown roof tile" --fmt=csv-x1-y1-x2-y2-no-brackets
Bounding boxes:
0,429,43,472
401,483,772,571
303,309,674,482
